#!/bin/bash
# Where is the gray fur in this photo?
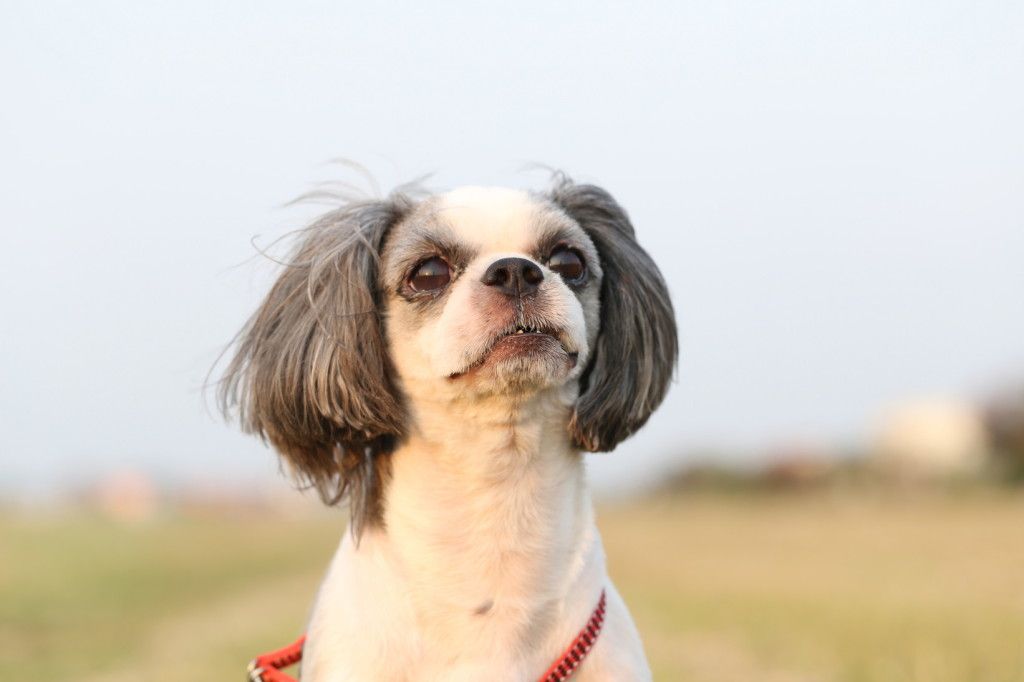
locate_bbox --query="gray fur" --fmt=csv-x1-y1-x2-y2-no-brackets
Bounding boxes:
547,176,678,452
218,194,414,534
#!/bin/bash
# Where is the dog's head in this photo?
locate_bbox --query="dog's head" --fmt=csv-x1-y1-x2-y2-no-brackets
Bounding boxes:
220,176,677,530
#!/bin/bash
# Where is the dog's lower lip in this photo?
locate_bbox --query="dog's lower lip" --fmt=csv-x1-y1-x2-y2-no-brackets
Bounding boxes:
447,328,573,379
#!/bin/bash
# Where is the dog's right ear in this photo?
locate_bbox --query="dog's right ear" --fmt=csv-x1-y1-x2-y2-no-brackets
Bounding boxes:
218,197,412,530
548,177,678,453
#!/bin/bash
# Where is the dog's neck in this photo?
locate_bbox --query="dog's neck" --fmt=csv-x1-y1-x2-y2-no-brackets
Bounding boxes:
367,386,598,643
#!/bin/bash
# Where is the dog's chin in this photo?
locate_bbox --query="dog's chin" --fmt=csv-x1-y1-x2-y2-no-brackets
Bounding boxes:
451,333,577,395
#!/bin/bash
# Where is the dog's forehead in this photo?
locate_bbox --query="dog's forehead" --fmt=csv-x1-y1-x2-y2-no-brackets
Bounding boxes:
434,186,555,252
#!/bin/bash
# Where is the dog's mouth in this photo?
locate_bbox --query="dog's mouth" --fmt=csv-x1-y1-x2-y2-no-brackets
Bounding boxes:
448,322,579,379
506,323,556,338
493,323,578,361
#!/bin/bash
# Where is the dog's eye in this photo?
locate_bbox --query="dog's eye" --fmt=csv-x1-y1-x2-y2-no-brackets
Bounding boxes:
547,247,586,284
409,257,451,292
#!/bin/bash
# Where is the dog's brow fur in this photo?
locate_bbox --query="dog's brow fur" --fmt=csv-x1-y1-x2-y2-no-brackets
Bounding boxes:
530,212,597,266
381,219,477,292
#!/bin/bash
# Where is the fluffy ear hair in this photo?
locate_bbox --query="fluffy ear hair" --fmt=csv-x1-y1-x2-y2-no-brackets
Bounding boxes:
218,195,413,533
548,176,678,452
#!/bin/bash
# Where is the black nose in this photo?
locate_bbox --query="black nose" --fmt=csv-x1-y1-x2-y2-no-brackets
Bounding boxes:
480,257,544,297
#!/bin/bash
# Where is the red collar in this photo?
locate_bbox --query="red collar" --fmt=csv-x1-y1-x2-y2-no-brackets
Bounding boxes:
248,589,607,682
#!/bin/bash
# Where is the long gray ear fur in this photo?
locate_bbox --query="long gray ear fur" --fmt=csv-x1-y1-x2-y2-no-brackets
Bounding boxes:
218,195,413,533
548,176,678,452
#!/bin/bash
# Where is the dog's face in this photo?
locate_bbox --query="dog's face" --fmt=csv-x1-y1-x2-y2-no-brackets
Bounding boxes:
382,187,601,403
220,176,677,530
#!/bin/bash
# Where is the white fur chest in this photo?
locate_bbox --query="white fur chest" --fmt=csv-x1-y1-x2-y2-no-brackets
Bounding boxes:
300,431,650,681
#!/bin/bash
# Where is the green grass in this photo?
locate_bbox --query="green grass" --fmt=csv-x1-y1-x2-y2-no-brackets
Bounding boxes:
3,492,1024,681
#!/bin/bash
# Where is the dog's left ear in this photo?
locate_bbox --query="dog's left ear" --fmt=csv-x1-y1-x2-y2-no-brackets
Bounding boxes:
217,196,412,534
548,178,678,452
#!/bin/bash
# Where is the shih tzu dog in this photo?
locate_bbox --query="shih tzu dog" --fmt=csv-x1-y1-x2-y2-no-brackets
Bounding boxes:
221,175,677,681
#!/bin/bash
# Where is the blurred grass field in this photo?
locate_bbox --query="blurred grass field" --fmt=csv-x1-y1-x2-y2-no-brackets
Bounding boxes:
3,491,1024,682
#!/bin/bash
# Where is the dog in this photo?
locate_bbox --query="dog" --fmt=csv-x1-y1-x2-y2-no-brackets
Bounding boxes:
221,175,677,681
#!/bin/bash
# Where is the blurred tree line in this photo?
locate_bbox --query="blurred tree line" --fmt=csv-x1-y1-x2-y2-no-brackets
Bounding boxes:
986,388,1024,482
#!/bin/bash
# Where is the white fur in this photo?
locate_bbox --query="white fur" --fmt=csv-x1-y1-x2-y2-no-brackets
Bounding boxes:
300,188,652,681
399,189,597,382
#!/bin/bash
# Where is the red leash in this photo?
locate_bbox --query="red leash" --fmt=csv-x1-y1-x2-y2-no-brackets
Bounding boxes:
248,590,607,682
247,635,305,682
537,589,607,682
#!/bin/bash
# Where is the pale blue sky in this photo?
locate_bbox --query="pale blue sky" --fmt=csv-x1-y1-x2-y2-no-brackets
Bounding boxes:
2,1,1022,496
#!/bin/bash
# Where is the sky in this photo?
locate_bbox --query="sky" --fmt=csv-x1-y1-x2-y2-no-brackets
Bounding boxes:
2,1,1023,497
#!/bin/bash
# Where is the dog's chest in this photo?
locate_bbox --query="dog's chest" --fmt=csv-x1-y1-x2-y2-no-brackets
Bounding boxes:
299,435,640,680
301,531,596,681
